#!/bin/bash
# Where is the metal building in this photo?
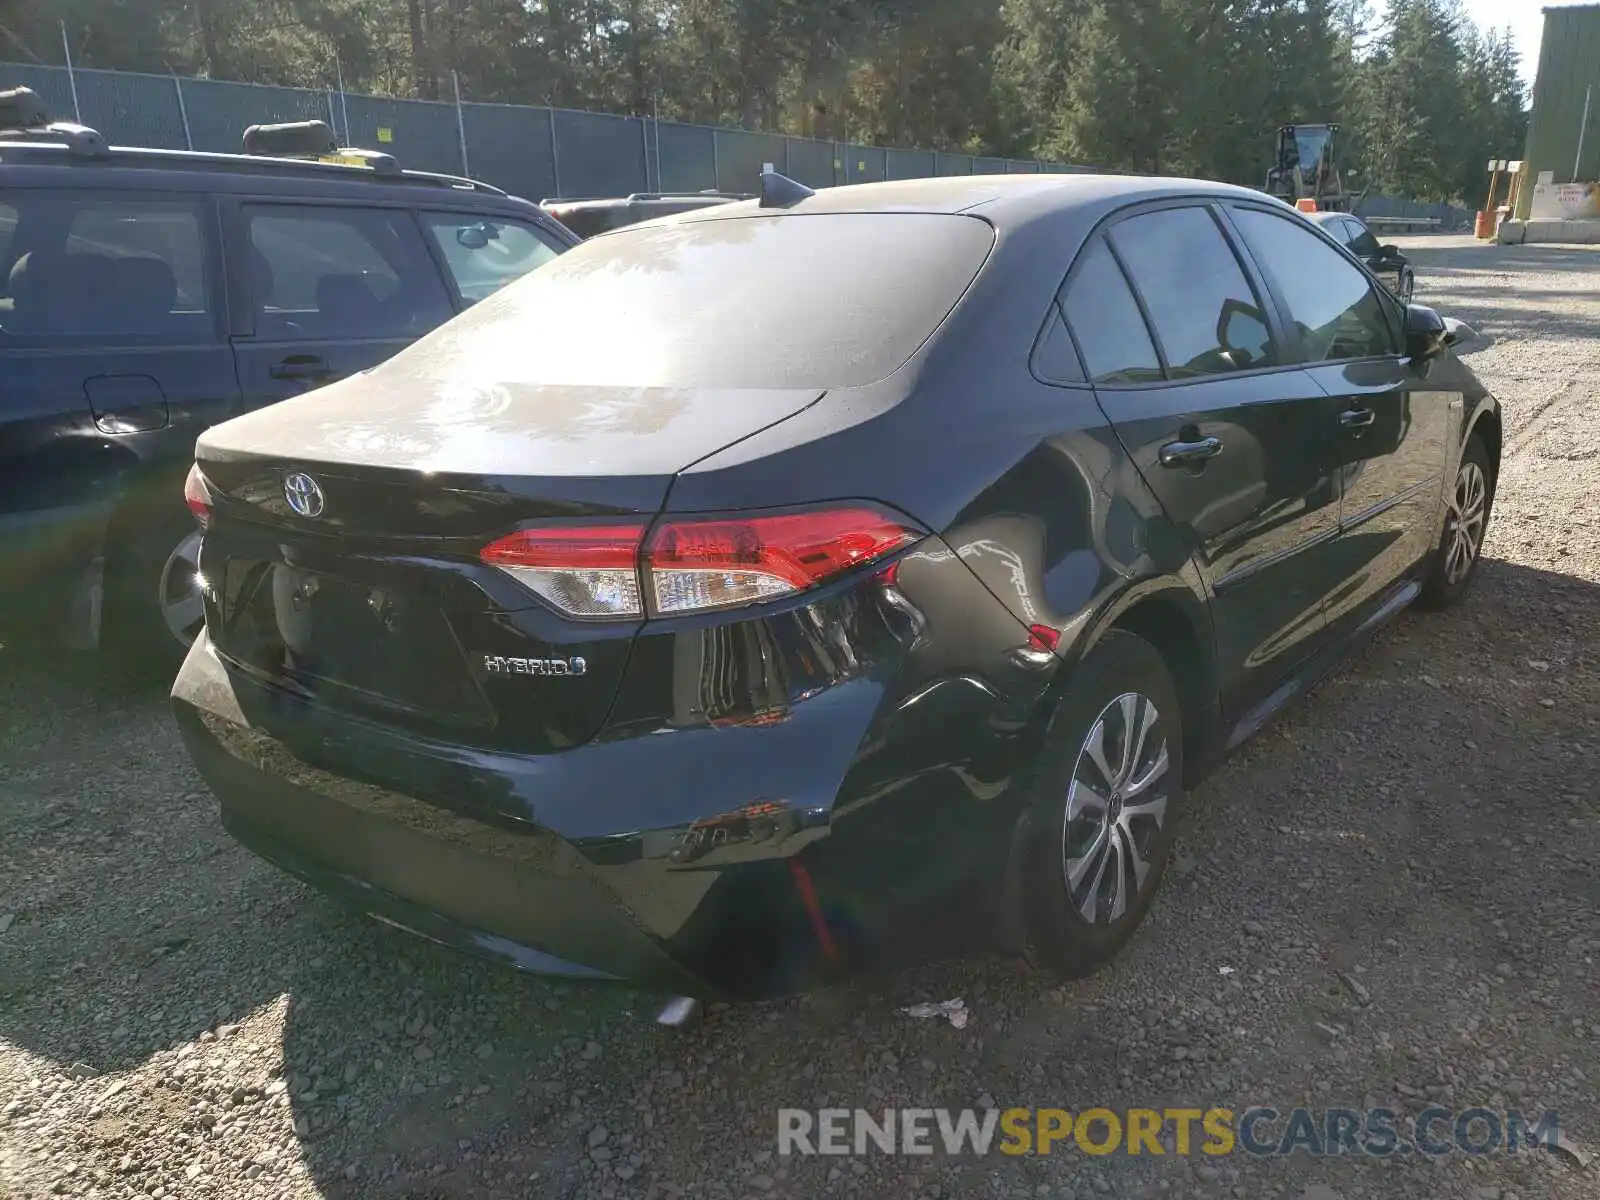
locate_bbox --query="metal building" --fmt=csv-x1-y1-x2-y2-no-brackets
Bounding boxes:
1515,3,1600,217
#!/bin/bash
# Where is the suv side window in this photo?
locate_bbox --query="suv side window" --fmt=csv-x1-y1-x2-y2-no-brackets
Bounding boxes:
1108,206,1276,378
1323,218,1352,246
1059,238,1162,385
421,212,562,305
1,193,211,342
244,205,452,341
0,201,16,272
1231,207,1399,362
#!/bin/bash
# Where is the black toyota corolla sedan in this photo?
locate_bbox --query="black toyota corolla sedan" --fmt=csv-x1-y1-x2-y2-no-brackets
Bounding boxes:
172,172,1500,998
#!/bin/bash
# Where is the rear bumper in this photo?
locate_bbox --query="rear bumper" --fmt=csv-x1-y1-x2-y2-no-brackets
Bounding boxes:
171,633,869,997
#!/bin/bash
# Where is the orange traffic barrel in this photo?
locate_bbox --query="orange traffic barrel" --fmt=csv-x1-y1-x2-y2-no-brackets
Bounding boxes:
1474,209,1494,239
1295,197,1318,213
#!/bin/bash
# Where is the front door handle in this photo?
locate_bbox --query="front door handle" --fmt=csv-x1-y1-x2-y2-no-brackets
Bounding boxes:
1159,436,1224,468
269,355,336,383
1340,406,1377,430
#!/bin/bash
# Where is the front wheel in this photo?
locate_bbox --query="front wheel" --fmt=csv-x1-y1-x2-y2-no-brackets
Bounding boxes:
1016,630,1184,979
1420,435,1492,609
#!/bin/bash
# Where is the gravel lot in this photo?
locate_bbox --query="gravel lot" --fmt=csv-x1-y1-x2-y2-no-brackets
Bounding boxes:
2,235,1597,1200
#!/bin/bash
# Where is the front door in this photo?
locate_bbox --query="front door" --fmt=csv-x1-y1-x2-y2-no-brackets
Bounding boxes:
226,201,454,414
1062,205,1345,725
1226,204,1450,637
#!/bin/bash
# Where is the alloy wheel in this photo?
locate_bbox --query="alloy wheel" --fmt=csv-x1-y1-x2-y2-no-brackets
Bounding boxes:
158,529,206,647
1061,692,1172,924
1443,459,1487,585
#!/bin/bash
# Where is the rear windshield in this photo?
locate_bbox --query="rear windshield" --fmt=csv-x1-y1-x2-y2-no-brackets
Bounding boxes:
406,212,994,389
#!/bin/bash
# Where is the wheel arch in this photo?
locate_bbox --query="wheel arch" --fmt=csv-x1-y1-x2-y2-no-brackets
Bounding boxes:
1092,585,1223,790
1465,402,1502,501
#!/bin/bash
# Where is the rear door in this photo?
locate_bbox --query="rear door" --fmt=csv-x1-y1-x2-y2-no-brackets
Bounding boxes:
226,200,454,412
1064,203,1345,725
0,185,235,627
1226,203,1450,638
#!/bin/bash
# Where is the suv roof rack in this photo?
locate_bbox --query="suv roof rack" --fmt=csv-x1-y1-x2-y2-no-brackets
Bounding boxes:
0,86,109,159
241,119,402,177
0,91,502,194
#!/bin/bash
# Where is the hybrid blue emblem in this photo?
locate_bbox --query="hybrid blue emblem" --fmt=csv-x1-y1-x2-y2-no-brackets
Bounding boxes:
283,472,326,519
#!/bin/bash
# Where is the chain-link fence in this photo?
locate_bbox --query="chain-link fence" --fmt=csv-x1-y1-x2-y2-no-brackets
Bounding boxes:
1,61,1086,199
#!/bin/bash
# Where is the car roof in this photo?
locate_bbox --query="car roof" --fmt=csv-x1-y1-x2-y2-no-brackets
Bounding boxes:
1305,210,1355,224
670,173,1279,228
0,138,548,213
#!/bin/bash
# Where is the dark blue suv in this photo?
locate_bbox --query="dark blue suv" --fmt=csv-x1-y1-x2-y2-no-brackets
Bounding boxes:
0,96,577,668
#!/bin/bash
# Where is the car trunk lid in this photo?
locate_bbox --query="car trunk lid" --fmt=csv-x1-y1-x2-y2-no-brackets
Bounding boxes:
194,372,824,754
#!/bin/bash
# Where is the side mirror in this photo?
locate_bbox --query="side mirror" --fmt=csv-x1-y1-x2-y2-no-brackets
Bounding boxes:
1216,297,1269,367
456,223,492,250
1403,303,1448,359
1441,316,1477,347
1380,243,1399,257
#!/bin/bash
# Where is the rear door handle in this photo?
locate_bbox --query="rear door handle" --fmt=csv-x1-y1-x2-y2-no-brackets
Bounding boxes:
1340,406,1376,430
269,355,335,383
1158,436,1224,468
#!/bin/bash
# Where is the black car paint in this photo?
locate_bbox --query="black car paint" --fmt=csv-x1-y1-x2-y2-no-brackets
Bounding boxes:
0,151,578,645
171,175,1501,998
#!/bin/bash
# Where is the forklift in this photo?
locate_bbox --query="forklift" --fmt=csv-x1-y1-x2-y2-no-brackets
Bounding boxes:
1264,123,1351,212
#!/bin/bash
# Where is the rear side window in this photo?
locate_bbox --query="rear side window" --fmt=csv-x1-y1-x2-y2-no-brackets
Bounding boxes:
244,205,452,341
0,193,211,342
422,213,562,305
1110,207,1276,378
1231,207,1398,362
1322,219,1351,245
0,201,16,271
396,212,995,389
1060,239,1161,385
1345,219,1383,257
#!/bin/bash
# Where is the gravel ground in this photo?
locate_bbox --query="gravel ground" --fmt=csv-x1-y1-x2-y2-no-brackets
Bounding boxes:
2,235,1597,1200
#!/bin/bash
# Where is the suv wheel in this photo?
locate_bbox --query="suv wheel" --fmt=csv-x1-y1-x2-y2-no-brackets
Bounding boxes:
1420,435,1492,609
104,509,202,676
157,529,206,647
1016,630,1183,979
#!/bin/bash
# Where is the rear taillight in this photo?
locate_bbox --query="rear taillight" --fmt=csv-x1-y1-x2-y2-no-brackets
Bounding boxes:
646,509,920,614
480,523,648,618
184,464,213,529
479,506,923,620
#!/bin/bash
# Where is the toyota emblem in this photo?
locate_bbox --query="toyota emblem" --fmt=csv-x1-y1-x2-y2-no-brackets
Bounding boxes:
283,472,326,519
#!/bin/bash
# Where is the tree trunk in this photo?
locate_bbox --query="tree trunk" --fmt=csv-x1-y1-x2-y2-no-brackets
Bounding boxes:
627,0,647,114
408,0,436,99
192,0,225,78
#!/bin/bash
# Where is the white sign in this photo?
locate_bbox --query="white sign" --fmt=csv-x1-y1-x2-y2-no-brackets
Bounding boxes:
1538,170,1555,186
1529,181,1600,220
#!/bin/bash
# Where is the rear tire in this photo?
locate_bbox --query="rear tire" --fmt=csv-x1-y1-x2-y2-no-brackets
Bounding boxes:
102,507,203,681
1016,630,1184,980
1419,435,1492,610
1398,270,1415,304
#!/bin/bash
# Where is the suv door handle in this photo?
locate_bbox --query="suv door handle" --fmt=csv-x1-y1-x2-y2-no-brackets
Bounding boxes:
1339,406,1377,430
1158,436,1224,468
269,355,335,383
